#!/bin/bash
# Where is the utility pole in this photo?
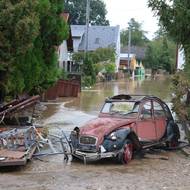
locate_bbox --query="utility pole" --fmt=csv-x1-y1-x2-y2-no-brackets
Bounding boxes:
85,0,90,53
127,27,131,69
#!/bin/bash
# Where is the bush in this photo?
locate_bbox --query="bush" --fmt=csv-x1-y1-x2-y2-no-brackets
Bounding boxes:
82,76,93,87
171,72,190,121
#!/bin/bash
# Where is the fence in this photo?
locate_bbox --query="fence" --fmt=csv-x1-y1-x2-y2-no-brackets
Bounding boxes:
43,80,80,101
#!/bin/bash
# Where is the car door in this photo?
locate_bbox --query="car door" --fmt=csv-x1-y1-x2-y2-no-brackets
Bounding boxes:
136,100,157,141
153,101,167,140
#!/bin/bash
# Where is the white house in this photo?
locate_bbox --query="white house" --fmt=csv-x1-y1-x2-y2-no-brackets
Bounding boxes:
177,47,185,70
58,13,74,72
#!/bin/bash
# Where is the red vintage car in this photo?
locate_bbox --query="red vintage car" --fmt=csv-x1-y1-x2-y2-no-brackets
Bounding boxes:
70,94,180,164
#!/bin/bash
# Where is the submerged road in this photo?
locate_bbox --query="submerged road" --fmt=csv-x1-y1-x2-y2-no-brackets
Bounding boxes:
1,78,190,190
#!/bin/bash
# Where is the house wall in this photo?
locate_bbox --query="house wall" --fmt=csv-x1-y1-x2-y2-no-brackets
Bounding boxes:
177,47,185,70
58,41,68,70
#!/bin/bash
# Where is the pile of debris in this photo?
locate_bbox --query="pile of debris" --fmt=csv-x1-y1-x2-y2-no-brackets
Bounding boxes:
0,95,40,129
0,96,42,167
0,127,38,166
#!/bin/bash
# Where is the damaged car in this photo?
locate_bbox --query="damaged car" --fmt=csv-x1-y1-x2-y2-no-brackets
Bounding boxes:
69,94,180,164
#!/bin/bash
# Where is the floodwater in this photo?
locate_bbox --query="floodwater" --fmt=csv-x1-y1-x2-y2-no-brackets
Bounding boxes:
1,77,190,190
43,76,172,130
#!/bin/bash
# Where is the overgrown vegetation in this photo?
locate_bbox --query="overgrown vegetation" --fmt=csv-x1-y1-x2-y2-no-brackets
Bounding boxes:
148,0,190,140
0,0,68,100
144,35,176,74
121,18,176,74
72,48,116,87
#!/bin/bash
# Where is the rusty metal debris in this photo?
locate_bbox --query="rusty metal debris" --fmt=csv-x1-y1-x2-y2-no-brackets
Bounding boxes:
33,129,72,163
0,95,44,167
0,95,40,128
0,95,74,167
0,126,73,167
0,95,40,117
0,127,38,167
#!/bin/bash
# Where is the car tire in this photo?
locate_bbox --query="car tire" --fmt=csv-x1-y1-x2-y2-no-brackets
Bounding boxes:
166,138,179,148
118,139,133,164
166,122,180,148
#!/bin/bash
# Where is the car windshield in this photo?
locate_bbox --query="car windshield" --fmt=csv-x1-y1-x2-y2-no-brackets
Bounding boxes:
101,101,139,118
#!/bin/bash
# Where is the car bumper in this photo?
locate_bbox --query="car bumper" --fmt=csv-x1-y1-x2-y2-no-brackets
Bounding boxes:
72,150,118,162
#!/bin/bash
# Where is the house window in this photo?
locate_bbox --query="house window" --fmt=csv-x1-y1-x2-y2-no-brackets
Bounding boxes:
95,38,100,44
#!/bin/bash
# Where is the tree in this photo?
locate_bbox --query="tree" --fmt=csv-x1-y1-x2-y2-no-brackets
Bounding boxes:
72,48,115,86
0,0,40,97
144,40,161,71
160,37,171,73
144,37,175,73
148,0,190,76
0,0,68,99
120,18,149,47
148,0,190,140
64,0,109,25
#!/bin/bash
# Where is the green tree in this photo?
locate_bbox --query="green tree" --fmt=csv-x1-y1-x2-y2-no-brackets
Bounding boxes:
148,0,190,76
104,63,115,74
82,56,96,87
64,0,109,25
144,40,162,71
144,29,176,74
120,18,149,47
0,0,68,99
148,0,190,140
160,37,171,73
0,0,40,97
72,48,116,86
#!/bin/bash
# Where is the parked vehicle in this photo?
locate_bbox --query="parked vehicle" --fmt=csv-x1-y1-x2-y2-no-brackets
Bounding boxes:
69,94,180,164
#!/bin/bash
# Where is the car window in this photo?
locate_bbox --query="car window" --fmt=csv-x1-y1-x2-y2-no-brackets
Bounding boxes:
101,101,139,118
101,102,111,113
111,102,134,113
153,101,166,118
162,103,172,119
141,101,152,119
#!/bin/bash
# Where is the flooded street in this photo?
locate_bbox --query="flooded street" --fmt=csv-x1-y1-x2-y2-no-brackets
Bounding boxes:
1,77,190,190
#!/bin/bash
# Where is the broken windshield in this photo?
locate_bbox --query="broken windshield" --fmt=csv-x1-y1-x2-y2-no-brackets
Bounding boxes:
101,101,139,118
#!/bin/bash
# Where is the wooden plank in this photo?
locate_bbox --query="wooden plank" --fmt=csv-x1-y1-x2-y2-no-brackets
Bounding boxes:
0,158,26,166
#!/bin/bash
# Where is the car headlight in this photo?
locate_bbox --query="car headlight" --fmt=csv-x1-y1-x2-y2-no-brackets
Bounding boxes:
110,132,117,141
100,145,106,153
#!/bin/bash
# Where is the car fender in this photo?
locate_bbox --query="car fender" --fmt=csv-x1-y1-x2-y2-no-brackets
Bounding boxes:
102,128,142,152
166,120,180,141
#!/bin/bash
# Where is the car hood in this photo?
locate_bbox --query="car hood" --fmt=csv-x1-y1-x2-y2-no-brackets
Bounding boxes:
80,117,135,146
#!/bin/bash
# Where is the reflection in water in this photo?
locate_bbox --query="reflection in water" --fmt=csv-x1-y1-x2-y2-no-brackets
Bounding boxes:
65,76,172,114
42,76,172,131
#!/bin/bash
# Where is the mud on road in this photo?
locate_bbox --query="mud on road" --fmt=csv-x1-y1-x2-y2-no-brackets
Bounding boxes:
1,78,190,190
0,151,190,190
1,100,190,190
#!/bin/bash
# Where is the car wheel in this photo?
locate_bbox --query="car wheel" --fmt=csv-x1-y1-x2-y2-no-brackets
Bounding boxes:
166,138,179,148
118,139,133,164
166,121,180,148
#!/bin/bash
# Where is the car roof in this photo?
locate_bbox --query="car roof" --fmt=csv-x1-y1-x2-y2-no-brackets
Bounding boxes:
105,94,164,103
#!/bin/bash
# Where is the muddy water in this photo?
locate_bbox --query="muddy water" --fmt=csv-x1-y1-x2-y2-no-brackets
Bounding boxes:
1,77,190,190
43,77,172,130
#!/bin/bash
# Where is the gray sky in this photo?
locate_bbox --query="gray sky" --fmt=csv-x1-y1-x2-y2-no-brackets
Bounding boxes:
103,0,159,39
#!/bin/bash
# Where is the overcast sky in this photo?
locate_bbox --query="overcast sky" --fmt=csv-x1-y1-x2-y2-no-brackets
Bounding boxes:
103,0,159,39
